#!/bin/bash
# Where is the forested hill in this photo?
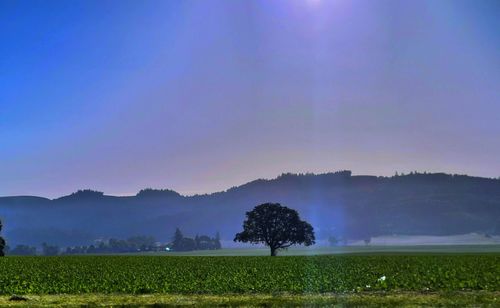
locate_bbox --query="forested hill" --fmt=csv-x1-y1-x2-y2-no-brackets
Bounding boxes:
1,171,499,246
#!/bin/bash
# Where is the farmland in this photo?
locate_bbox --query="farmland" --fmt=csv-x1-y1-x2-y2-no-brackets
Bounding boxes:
0,255,498,295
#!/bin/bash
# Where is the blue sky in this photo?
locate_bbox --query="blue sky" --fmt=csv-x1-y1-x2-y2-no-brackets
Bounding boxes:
1,0,499,197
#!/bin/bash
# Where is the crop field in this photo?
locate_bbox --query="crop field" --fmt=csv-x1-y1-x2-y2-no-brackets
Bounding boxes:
0,255,498,295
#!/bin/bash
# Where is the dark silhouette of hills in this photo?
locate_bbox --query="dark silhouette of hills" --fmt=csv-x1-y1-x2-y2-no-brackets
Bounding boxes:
0,171,499,246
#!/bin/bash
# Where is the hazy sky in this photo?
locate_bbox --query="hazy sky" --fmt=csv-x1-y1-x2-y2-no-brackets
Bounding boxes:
1,0,499,198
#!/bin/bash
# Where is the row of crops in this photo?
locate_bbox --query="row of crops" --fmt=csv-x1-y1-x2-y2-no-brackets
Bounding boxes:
0,255,498,294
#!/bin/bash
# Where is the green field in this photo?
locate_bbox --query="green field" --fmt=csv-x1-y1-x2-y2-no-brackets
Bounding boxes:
0,254,498,295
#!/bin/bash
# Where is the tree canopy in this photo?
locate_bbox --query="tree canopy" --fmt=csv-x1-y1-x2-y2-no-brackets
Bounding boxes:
0,219,6,256
171,228,221,251
234,203,315,256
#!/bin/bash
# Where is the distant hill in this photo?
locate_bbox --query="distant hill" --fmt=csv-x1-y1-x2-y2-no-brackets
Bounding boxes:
1,171,499,247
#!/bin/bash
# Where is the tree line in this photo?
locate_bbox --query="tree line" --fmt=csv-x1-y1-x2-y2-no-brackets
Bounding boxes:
2,236,159,256
171,228,222,251
63,236,159,255
1,202,315,257
0,227,223,255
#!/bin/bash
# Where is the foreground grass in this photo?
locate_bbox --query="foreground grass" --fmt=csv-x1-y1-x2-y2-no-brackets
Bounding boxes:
0,292,498,307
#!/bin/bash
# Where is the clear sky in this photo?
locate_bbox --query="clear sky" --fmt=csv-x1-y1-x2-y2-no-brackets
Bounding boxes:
1,0,499,198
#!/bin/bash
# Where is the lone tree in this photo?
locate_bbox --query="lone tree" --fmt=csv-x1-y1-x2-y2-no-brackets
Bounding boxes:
0,219,6,256
234,203,315,256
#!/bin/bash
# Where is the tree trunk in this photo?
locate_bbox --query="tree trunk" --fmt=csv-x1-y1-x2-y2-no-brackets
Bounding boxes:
270,246,277,257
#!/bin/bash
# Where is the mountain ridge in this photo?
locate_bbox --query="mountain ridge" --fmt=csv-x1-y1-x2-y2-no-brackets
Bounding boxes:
1,171,499,247
2,170,498,200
